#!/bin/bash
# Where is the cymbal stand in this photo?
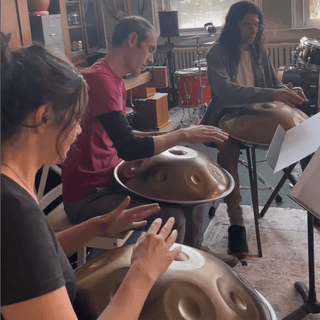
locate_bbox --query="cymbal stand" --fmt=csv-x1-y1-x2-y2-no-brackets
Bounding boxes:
191,35,206,123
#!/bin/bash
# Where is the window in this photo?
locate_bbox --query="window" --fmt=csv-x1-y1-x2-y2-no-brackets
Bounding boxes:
305,0,320,27
169,0,258,29
292,0,320,28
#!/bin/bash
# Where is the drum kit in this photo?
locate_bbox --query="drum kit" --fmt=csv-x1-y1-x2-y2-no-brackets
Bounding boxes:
174,32,214,124
278,37,320,116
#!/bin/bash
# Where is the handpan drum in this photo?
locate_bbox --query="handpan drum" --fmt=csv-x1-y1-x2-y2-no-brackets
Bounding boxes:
114,146,235,205
219,102,309,148
74,244,277,319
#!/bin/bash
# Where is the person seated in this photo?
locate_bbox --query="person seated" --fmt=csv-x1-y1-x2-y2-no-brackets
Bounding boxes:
201,1,308,259
61,16,232,262
1,32,181,320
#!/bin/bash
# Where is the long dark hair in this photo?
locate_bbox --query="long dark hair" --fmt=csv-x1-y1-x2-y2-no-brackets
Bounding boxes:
219,1,264,63
1,33,88,161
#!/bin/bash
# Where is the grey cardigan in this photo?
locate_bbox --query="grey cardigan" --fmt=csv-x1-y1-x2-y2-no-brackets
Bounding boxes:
201,41,287,127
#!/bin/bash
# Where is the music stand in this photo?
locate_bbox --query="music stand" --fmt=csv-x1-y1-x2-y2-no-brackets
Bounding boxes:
283,195,320,319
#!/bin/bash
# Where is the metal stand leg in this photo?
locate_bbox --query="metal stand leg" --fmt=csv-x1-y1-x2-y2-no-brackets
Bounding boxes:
282,212,320,319
246,146,263,257
260,163,297,218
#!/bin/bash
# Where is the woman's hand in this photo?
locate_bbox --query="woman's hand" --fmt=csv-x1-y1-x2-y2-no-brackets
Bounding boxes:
131,217,181,284
93,196,160,238
180,125,229,145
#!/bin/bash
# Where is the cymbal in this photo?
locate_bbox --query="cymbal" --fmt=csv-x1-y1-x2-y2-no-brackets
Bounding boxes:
176,34,216,47
185,34,208,39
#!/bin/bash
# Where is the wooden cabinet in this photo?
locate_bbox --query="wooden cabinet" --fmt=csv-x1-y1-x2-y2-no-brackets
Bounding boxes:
1,0,32,49
58,0,106,68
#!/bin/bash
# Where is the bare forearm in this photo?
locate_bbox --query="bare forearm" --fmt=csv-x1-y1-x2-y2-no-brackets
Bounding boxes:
98,265,155,320
56,219,99,257
152,130,185,155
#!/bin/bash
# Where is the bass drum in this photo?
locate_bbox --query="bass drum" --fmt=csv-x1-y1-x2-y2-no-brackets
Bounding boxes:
74,244,277,320
277,66,320,116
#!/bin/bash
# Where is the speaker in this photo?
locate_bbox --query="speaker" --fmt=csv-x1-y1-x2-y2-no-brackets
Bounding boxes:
159,10,179,38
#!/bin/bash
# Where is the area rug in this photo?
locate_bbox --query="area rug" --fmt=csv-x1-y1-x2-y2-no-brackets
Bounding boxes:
202,203,320,319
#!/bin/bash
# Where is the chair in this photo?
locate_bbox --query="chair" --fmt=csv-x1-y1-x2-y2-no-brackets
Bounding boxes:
37,165,133,267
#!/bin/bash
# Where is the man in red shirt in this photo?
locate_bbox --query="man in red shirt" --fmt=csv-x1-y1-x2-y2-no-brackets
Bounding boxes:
62,16,231,260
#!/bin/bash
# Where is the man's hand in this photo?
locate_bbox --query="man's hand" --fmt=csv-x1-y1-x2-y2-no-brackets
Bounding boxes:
180,125,229,145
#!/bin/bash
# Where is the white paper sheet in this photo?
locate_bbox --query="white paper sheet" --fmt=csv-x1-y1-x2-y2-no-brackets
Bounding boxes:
290,146,320,218
266,112,320,173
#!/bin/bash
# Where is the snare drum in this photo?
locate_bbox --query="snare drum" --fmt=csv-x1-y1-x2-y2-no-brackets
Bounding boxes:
277,66,320,115
192,58,207,68
297,37,320,68
175,67,211,107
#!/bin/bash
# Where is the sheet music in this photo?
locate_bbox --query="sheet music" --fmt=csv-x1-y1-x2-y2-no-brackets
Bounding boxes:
290,147,320,218
266,112,320,173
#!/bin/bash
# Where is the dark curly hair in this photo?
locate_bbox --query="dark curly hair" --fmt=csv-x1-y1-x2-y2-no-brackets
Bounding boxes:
1,32,88,161
219,1,264,64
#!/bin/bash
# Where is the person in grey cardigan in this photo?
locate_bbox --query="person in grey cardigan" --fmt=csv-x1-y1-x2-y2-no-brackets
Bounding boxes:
201,1,307,259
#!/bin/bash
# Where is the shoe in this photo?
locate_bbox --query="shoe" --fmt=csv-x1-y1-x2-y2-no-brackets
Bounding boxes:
200,245,239,267
228,225,248,260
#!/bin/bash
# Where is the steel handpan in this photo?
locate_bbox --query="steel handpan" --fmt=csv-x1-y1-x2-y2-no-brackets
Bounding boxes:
220,102,309,148
114,146,235,205
75,244,277,320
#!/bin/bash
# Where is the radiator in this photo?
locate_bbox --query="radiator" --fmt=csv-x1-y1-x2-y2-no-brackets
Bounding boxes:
265,43,301,71
155,43,301,72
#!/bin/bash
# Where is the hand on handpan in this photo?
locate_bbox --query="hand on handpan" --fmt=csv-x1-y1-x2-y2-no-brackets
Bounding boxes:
274,87,308,107
131,217,181,284
287,82,308,102
181,125,229,145
94,196,160,239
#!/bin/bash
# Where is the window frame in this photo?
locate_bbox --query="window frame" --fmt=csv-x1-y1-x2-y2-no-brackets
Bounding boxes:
292,0,320,28
168,0,261,35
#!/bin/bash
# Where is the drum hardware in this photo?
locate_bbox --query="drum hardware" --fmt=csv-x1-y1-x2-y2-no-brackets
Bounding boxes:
293,37,320,69
74,244,277,319
238,159,283,201
277,65,320,116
